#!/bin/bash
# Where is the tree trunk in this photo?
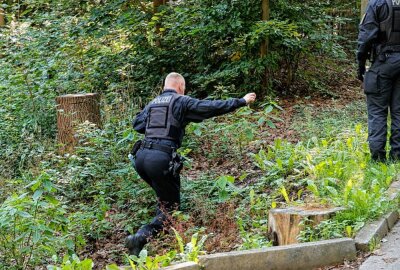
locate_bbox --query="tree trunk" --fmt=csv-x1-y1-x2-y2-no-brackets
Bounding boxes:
261,0,270,96
153,0,168,12
260,0,270,57
268,207,344,246
361,0,368,19
56,93,101,153
0,8,5,26
153,0,169,47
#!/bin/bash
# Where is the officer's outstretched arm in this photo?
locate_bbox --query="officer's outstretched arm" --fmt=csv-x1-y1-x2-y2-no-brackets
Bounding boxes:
183,93,256,122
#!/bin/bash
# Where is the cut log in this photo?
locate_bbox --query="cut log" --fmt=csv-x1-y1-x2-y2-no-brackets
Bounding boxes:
268,207,345,246
56,93,101,153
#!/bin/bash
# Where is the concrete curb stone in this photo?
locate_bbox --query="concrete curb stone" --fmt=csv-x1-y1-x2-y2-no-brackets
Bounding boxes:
198,238,356,270
385,211,399,230
162,262,200,270
354,218,389,251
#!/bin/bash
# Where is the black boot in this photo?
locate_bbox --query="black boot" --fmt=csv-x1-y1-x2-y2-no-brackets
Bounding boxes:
125,234,147,256
371,151,386,163
389,149,400,163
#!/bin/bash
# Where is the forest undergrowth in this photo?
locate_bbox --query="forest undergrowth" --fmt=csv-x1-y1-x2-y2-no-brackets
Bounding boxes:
3,79,399,270
2,1,399,269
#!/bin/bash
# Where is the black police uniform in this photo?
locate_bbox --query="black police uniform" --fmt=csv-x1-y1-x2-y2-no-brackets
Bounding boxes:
358,0,400,161
126,89,247,255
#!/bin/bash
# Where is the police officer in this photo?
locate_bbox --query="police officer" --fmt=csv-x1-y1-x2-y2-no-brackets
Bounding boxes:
125,72,256,255
358,0,400,161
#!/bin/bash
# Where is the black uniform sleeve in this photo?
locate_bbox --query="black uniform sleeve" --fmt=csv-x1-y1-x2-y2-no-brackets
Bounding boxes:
357,0,389,64
132,106,149,134
182,97,247,123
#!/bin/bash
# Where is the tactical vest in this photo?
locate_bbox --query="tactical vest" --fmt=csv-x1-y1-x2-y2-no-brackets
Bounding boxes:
145,93,182,141
380,0,400,48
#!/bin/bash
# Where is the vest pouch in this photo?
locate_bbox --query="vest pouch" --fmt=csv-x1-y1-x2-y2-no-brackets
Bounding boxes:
145,93,182,141
148,106,168,128
364,70,380,94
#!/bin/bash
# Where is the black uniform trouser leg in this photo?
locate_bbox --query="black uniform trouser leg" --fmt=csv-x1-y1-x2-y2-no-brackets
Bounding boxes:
365,55,400,161
134,149,180,240
366,92,390,161
389,77,400,159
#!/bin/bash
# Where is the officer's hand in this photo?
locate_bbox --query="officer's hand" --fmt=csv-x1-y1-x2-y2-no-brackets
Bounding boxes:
243,93,256,104
357,64,366,82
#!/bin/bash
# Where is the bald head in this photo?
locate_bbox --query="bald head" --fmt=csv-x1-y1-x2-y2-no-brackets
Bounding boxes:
164,72,186,95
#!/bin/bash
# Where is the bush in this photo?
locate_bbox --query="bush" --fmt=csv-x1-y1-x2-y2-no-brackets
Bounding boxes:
0,173,70,269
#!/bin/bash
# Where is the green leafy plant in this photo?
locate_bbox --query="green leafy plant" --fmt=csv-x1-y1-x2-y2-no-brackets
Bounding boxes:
47,255,93,270
173,228,207,263
298,219,347,243
237,217,271,250
368,237,381,252
236,190,271,250
210,175,239,202
172,228,207,263
126,250,176,270
0,173,69,269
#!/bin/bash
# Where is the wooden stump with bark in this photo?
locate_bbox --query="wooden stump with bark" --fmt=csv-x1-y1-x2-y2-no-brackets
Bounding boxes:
268,207,344,246
56,93,101,153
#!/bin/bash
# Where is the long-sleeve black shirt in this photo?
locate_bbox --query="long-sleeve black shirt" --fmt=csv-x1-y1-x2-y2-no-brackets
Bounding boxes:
357,0,389,64
132,89,247,147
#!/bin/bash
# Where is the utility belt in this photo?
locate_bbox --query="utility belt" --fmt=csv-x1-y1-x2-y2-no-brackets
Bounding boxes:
141,140,175,154
381,45,400,54
128,139,184,177
373,44,400,62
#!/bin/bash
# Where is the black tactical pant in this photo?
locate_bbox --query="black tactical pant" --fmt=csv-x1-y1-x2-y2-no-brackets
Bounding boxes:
134,148,180,240
364,52,400,161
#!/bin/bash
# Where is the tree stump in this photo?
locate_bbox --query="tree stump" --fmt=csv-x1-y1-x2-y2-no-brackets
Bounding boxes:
268,207,344,246
56,93,101,153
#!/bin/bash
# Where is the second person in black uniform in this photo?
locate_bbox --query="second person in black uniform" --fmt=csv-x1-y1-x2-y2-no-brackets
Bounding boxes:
358,0,400,161
126,72,257,255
